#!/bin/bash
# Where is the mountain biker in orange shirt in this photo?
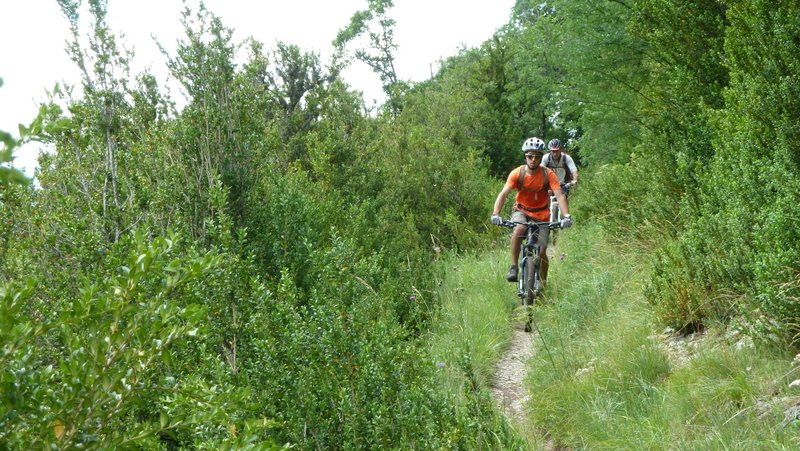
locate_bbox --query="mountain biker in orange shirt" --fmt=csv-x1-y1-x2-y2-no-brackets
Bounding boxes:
491,137,572,283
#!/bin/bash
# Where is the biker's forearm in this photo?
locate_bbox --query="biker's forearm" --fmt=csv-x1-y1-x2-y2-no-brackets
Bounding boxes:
556,192,569,216
492,194,507,216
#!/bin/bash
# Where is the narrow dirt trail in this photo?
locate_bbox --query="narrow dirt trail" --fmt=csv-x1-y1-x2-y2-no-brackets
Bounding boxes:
490,327,535,422
491,245,562,420
491,325,566,451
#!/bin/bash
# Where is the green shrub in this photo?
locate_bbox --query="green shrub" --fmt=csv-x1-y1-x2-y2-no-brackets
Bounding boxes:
0,233,276,449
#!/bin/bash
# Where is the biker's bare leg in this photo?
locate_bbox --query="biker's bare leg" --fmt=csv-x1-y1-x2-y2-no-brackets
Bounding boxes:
510,224,526,264
540,245,549,286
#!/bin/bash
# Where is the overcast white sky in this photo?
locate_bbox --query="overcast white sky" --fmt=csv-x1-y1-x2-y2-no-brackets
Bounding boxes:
1,0,515,174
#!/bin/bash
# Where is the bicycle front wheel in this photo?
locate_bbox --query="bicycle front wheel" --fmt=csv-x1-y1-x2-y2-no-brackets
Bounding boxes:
523,254,538,307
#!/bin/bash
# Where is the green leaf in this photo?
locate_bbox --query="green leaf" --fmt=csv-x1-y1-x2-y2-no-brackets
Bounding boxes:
0,131,15,152
0,167,31,187
136,254,148,265
165,258,182,273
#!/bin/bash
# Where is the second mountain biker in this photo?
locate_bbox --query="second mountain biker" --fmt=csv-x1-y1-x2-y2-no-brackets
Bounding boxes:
542,138,578,197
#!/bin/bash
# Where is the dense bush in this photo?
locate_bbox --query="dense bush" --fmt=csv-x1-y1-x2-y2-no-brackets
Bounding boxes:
658,0,800,341
1,1,516,448
0,234,278,448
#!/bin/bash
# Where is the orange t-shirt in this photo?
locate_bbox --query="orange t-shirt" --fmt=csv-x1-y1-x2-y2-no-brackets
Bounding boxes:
504,165,561,221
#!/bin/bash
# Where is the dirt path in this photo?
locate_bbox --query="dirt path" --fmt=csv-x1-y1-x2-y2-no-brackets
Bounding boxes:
491,324,567,451
491,246,560,420
490,326,535,422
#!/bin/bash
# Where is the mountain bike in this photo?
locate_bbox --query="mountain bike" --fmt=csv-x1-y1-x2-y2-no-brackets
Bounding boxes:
498,218,564,332
548,182,574,248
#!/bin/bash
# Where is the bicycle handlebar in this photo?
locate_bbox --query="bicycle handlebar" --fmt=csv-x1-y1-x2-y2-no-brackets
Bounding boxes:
498,219,563,230
548,182,575,192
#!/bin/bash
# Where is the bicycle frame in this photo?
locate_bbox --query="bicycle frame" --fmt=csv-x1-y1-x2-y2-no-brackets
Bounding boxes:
549,194,561,223
549,183,572,223
500,219,562,331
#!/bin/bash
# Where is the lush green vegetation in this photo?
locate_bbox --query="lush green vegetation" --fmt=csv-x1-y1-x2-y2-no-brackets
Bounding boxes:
494,0,800,343
3,0,800,448
1,1,502,447
441,225,800,448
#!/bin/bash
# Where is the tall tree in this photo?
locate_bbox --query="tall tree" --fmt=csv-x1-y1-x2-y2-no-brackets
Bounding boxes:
54,0,137,242
334,0,404,116
524,0,650,164
260,41,332,167
161,4,240,238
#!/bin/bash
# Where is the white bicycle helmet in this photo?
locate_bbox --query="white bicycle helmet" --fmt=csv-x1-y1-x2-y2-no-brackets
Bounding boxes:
521,137,546,153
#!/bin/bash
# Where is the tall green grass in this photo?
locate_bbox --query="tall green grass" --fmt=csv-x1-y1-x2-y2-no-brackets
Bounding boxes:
429,224,800,449
526,224,800,449
429,249,519,386
426,246,533,448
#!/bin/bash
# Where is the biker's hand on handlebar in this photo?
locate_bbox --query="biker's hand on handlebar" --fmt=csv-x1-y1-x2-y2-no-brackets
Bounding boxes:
560,214,573,228
491,214,503,225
